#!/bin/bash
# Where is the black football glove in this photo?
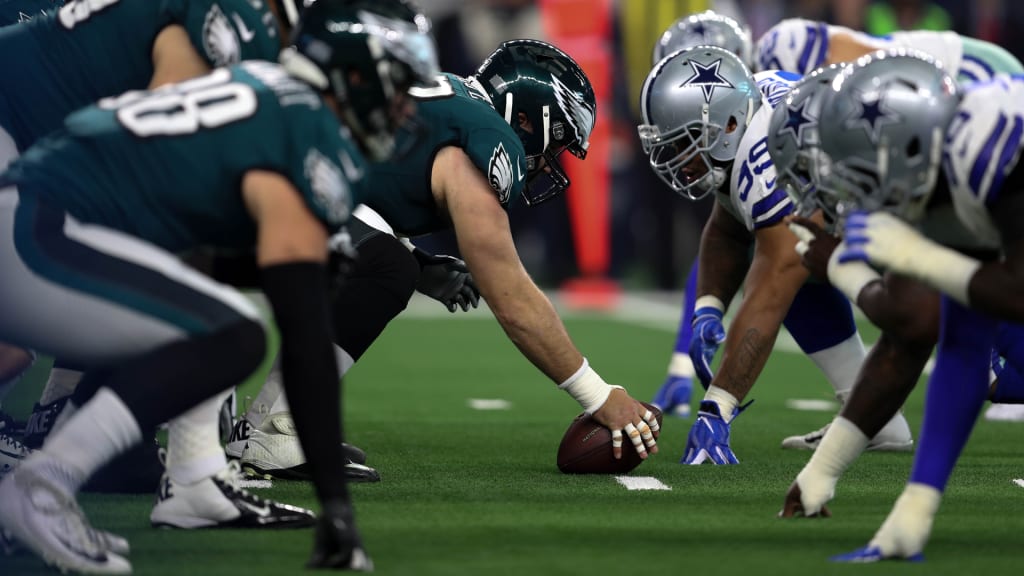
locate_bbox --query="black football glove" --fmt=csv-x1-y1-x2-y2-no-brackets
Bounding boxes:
412,247,480,313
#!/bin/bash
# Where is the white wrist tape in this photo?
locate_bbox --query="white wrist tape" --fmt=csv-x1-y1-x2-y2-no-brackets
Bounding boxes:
694,295,725,313
903,243,980,306
828,243,881,303
558,358,622,414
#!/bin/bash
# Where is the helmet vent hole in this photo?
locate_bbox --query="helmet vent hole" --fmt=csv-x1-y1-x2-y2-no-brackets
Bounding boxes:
906,136,921,159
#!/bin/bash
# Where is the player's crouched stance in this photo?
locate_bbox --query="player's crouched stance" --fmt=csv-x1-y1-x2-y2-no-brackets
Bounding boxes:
0,0,440,571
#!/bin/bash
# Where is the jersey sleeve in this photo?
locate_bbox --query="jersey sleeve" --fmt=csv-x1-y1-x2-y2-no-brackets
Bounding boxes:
184,0,280,68
463,127,528,208
943,76,1024,206
755,18,830,75
287,107,364,231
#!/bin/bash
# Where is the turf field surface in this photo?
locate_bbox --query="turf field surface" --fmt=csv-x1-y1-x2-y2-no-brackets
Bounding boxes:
3,294,1023,575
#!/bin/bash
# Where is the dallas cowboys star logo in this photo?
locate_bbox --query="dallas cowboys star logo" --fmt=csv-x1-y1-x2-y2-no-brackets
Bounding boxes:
843,89,901,145
776,99,816,144
681,58,734,103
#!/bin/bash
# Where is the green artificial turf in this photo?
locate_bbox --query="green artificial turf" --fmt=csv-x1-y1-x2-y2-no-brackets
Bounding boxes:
3,314,1023,575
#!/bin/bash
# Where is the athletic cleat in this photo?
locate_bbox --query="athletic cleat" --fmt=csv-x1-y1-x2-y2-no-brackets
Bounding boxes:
226,413,377,482
150,461,316,529
2,527,130,558
651,374,693,418
781,416,914,452
984,403,1024,421
830,545,924,563
306,500,373,571
0,413,33,479
0,462,132,574
21,395,75,450
226,413,368,464
237,428,380,483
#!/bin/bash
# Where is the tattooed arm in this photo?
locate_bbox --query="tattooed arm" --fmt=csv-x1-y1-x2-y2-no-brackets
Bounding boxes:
711,222,809,401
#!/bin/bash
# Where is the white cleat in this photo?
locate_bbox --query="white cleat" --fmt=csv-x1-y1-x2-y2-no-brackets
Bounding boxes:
865,483,940,561
226,414,377,482
0,431,32,479
150,461,316,529
781,414,914,452
0,463,131,574
984,403,1024,422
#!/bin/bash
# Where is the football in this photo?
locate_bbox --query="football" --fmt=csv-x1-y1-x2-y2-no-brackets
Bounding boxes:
556,402,663,474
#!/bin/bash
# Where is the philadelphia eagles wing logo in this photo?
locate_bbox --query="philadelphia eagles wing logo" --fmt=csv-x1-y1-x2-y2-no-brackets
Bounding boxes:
305,149,351,226
488,142,513,204
203,5,242,67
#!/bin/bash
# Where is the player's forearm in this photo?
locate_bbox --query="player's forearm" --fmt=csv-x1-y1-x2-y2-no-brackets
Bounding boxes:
696,216,751,306
712,251,807,399
855,274,940,345
487,280,583,383
967,262,1024,322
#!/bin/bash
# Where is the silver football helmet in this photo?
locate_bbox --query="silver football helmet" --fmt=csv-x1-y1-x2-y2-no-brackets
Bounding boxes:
817,49,960,223
767,64,844,218
652,11,753,68
638,45,760,200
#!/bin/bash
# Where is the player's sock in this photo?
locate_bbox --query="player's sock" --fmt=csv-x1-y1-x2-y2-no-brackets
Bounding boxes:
34,387,142,496
245,346,355,428
166,389,232,485
704,385,739,423
784,282,864,399
796,416,869,512
909,297,995,491
672,265,699,356
868,482,941,559
39,364,84,405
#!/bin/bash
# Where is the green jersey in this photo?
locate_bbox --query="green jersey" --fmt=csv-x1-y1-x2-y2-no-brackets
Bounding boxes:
4,62,365,253
0,0,278,151
363,73,528,236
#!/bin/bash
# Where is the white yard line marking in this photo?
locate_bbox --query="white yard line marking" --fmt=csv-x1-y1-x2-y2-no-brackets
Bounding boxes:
468,398,512,410
615,476,672,491
238,479,273,489
1012,478,1024,489
785,399,840,412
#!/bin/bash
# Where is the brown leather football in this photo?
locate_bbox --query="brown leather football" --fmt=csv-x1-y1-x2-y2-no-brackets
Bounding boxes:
556,402,662,474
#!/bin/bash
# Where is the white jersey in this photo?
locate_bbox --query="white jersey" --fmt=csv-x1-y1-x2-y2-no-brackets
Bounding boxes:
714,70,799,231
935,74,1024,250
755,18,962,79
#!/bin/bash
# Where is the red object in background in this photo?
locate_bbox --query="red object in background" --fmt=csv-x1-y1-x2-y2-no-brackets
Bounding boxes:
540,0,619,309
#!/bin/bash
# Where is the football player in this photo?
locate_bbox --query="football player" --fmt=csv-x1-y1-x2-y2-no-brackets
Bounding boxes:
803,50,1024,562
637,45,911,465
648,10,753,419
225,38,661,480
0,0,289,491
771,45,1024,519
0,0,440,571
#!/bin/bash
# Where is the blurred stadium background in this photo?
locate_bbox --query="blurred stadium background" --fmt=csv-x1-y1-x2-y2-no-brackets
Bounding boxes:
413,0,1024,298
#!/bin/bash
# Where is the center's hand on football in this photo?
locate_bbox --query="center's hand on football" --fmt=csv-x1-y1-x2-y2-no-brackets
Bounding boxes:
787,215,839,281
592,388,660,460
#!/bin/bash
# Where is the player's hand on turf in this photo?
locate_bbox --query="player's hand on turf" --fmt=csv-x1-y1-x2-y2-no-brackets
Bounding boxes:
592,388,660,460
412,249,480,312
681,401,738,465
778,479,832,518
689,308,726,389
787,215,839,281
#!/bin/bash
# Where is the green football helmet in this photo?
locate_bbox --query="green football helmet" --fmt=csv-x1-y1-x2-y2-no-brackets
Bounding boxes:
473,39,597,206
279,0,440,161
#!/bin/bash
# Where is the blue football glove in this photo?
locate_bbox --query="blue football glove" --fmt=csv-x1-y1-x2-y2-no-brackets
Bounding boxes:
681,401,739,465
651,374,693,418
689,307,726,389
830,546,924,564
